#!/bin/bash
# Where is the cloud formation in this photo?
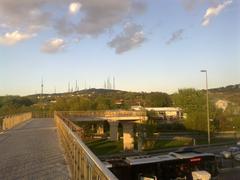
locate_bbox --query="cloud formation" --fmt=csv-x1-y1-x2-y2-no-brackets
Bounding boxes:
166,29,184,45
202,0,232,26
108,23,146,54
41,38,65,53
69,2,82,14
0,0,60,33
0,31,35,45
74,0,146,36
0,0,147,53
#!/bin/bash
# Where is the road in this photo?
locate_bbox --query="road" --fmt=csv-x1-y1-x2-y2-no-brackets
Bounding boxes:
0,118,70,179
219,167,240,180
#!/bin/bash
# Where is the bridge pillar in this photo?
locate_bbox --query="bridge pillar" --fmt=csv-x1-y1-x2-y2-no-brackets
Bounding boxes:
122,122,134,151
97,124,104,135
109,121,119,141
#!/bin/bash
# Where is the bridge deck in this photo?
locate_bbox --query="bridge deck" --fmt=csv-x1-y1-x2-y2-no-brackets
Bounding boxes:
0,118,70,179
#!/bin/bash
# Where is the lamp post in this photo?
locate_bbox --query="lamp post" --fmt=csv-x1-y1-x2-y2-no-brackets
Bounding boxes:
201,70,210,145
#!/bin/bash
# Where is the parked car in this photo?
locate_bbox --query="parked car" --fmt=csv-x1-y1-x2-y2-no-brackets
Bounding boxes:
220,146,240,159
236,141,240,146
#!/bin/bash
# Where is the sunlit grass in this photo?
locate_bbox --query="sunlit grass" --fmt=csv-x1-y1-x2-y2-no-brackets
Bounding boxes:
86,139,123,156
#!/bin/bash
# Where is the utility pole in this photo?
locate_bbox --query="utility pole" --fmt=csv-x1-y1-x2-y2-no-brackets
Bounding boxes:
201,70,210,145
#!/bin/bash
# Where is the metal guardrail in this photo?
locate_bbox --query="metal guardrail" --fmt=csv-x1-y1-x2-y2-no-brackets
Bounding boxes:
55,112,118,180
57,113,84,138
2,112,32,130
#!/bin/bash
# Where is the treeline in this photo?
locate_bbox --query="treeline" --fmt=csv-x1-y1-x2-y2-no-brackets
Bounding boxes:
0,88,239,132
0,96,34,116
0,91,172,116
49,91,173,112
172,88,240,132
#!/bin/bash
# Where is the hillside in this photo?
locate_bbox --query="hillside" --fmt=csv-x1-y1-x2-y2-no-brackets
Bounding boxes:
209,84,240,106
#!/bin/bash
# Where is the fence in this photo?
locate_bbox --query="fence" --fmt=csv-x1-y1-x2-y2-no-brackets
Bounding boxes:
2,112,32,130
55,112,118,180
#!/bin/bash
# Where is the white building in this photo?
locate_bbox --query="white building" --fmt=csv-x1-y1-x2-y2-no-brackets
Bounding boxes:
131,106,184,121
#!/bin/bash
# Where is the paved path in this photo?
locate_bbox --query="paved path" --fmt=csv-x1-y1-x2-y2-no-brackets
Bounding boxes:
0,118,70,180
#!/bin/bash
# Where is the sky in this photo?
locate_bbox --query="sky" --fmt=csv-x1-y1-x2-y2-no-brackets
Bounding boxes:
0,0,239,96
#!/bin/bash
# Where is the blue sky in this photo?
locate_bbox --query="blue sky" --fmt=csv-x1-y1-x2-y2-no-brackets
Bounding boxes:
0,0,239,96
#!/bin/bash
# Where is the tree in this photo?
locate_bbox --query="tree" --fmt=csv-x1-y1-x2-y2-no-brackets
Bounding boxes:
145,92,172,107
172,89,208,131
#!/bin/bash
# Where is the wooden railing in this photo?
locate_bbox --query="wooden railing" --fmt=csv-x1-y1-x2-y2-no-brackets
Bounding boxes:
55,112,118,180
2,112,32,130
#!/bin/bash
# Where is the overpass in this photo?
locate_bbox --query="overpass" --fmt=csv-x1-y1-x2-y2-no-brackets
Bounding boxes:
60,110,148,150
0,110,147,179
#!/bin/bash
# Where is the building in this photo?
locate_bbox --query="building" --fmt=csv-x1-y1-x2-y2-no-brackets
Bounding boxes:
131,106,184,121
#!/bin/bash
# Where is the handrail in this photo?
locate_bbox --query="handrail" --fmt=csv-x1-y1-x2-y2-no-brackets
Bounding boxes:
2,112,32,130
55,112,118,180
57,113,84,138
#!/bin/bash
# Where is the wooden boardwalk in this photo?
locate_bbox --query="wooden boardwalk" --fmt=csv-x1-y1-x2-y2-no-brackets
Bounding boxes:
0,118,70,179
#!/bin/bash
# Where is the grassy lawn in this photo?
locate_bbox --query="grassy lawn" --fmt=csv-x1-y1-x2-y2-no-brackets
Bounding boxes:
85,137,237,156
194,138,236,145
86,139,123,156
142,139,192,151
86,138,191,155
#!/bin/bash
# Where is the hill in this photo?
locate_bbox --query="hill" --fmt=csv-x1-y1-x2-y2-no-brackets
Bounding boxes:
209,84,240,106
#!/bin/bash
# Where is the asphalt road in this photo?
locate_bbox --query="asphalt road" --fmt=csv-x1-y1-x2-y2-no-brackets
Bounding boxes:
219,167,240,180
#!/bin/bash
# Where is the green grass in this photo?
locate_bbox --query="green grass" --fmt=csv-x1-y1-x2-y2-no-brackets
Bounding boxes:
143,139,192,151
85,137,238,156
194,137,236,145
86,139,123,156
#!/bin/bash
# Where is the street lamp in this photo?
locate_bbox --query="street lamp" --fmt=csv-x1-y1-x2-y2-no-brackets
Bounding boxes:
201,70,210,145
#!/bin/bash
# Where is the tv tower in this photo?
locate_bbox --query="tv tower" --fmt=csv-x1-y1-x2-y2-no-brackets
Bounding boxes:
68,82,70,93
113,76,115,90
104,81,106,89
41,78,44,96
75,80,78,92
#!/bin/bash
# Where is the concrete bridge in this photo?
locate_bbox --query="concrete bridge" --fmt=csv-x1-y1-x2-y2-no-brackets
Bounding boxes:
0,110,147,179
61,110,148,150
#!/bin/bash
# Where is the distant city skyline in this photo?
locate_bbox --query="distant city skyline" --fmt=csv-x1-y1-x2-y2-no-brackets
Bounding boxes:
0,0,239,96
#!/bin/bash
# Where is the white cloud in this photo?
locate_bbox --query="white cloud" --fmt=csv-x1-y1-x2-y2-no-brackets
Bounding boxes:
69,2,82,14
41,38,65,53
0,31,35,45
166,29,184,45
108,23,146,54
202,0,232,26
0,0,57,32
0,0,147,50
0,0,146,36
